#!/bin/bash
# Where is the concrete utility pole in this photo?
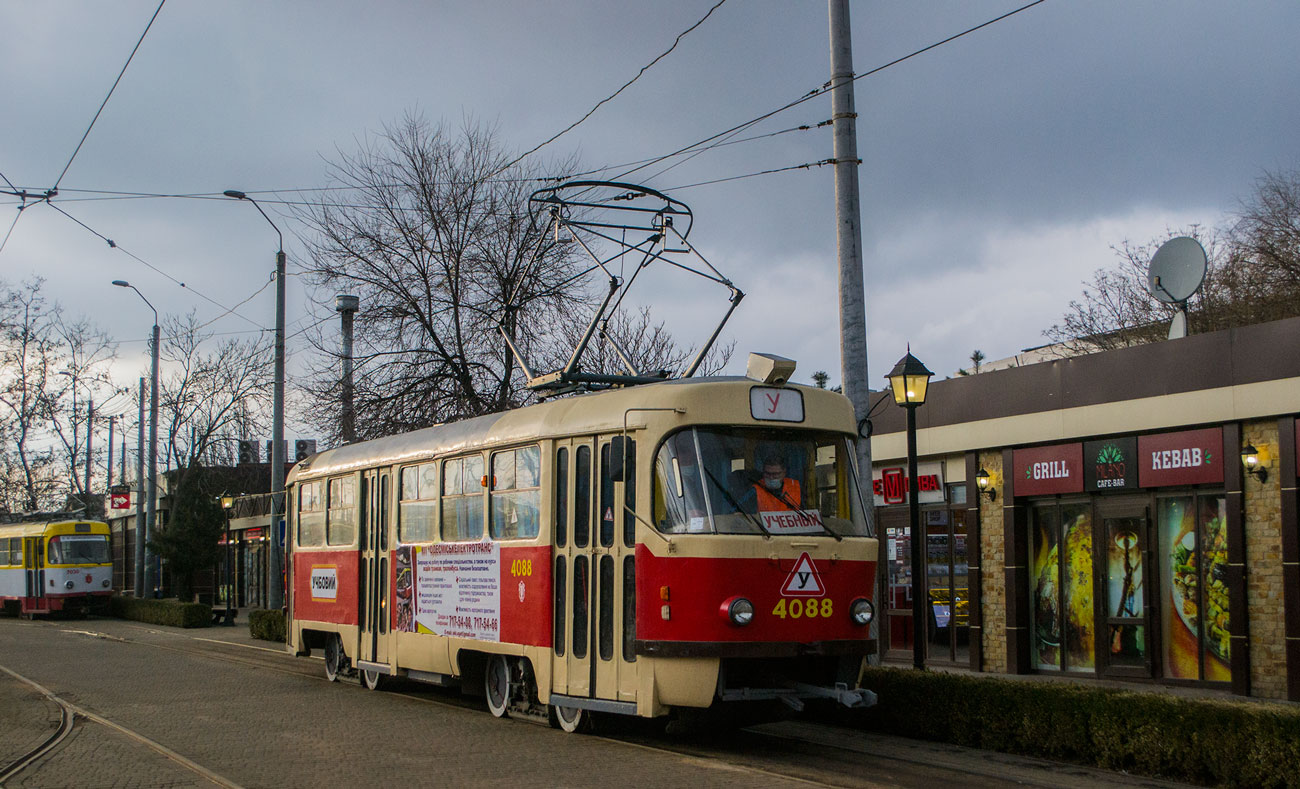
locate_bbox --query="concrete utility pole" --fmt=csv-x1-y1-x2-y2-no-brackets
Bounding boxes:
336,294,359,445
107,415,114,490
148,321,160,596
83,398,93,510
135,377,145,597
223,190,287,610
828,0,875,534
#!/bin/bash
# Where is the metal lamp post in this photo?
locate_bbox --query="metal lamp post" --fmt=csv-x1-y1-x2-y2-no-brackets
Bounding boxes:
221,495,235,625
113,280,160,598
223,189,287,610
886,350,934,670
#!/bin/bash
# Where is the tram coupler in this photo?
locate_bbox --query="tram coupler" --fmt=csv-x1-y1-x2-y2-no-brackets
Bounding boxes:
791,682,877,709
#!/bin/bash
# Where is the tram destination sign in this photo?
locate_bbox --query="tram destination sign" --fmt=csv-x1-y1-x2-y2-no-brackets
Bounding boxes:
1083,437,1138,492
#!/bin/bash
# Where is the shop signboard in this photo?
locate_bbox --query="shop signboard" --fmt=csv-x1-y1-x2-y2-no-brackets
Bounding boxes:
1083,437,1138,492
1138,427,1223,487
871,461,945,506
1013,443,1083,497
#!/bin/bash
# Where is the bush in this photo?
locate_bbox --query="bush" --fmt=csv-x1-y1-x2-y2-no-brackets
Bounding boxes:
248,609,285,642
109,595,211,628
855,667,1300,787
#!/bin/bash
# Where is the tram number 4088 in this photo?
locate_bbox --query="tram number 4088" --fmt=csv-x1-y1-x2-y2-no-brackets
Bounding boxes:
509,559,534,578
772,598,834,619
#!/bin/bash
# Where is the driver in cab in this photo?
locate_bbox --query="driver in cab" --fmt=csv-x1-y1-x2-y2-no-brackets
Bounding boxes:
747,455,801,513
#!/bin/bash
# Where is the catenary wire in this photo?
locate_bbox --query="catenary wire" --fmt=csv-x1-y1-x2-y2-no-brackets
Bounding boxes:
612,0,1049,184
44,202,265,330
52,0,166,191
499,0,729,174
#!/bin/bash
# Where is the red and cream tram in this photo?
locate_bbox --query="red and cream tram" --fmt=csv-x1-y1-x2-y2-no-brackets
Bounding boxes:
0,519,114,617
287,371,879,730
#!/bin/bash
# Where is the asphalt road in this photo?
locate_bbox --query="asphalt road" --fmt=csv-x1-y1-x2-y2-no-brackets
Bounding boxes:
0,616,1190,788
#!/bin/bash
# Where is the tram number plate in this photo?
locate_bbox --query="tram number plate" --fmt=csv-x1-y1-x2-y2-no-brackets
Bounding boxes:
772,598,833,619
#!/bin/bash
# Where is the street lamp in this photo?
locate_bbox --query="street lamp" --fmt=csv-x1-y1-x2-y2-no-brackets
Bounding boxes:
886,349,933,670
223,189,287,610
113,279,160,598
221,495,235,625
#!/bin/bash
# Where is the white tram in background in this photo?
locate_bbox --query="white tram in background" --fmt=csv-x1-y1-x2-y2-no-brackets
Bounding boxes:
286,371,880,731
0,519,114,617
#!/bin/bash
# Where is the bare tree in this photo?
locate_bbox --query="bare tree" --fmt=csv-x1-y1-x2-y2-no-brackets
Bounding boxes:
1047,167,1300,354
0,279,120,513
157,312,274,485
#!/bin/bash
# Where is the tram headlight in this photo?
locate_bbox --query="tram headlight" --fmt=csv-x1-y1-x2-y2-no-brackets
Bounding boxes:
850,597,875,626
102,579,111,588
721,596,755,627
65,580,75,590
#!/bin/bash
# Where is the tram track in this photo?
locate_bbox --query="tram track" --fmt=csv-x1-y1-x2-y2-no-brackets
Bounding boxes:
3,620,1182,788
0,663,242,788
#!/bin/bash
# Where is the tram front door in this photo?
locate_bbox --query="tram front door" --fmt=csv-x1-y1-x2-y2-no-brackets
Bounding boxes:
552,437,637,715
357,469,391,677
23,538,44,610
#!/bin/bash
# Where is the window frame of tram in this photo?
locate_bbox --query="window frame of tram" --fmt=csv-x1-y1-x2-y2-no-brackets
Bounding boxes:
1017,429,1233,687
875,462,972,665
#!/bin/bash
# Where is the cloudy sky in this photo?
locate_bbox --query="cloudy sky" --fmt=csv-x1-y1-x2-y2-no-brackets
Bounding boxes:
2,1,1297,430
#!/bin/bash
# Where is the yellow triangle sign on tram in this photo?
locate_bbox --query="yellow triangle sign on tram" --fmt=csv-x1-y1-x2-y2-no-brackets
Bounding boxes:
780,552,825,597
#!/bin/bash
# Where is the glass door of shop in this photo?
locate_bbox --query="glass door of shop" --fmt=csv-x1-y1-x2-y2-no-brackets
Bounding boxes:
924,509,970,665
879,509,915,659
1096,498,1153,678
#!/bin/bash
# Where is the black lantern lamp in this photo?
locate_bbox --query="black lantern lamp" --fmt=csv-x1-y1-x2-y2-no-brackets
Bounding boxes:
975,468,997,502
886,349,934,670
886,350,934,407
1241,444,1269,484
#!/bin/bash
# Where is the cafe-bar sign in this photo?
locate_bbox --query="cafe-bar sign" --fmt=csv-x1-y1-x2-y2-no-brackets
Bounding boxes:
1083,437,1138,492
1012,443,1083,497
1138,427,1223,487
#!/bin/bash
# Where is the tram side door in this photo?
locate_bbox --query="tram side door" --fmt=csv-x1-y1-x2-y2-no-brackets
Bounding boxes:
358,469,392,667
24,538,44,600
554,437,635,704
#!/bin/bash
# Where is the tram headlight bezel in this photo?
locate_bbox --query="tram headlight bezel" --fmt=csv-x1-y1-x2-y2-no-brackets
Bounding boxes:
721,596,755,627
850,597,875,626
65,580,75,590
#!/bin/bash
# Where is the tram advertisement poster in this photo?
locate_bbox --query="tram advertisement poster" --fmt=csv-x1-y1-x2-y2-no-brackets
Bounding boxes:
410,541,502,641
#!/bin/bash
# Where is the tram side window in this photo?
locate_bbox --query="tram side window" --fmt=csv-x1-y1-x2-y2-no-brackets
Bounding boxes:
555,448,568,548
399,462,438,543
298,481,326,547
491,446,540,540
327,476,357,546
442,455,485,542
7,537,23,565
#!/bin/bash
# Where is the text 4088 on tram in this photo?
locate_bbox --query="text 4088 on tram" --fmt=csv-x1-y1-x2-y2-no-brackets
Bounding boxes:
286,371,879,731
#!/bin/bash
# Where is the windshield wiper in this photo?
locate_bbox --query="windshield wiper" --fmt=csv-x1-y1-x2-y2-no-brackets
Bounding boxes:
767,481,842,542
700,464,772,538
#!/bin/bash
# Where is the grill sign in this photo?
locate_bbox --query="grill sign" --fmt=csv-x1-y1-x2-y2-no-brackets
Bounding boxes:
1012,443,1083,497
1083,437,1137,492
310,566,338,601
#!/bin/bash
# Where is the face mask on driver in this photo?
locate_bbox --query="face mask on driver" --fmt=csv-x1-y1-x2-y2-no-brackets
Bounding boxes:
763,476,783,492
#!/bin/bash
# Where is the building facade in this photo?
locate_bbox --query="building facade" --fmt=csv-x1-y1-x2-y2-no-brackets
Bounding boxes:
869,316,1300,699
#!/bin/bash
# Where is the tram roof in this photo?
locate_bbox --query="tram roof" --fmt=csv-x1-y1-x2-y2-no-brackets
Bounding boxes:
290,377,849,482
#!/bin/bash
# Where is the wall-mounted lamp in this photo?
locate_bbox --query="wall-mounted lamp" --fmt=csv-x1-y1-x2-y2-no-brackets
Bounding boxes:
1241,444,1269,484
975,468,998,502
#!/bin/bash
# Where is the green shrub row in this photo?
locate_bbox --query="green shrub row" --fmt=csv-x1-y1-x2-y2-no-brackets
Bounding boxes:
109,595,212,628
248,609,285,642
854,667,1300,787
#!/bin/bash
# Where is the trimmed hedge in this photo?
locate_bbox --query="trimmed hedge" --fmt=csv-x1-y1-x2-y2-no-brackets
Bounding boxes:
854,667,1300,787
109,595,211,628
248,609,285,642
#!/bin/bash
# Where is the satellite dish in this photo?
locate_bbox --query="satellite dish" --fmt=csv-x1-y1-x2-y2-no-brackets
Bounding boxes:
1147,236,1207,304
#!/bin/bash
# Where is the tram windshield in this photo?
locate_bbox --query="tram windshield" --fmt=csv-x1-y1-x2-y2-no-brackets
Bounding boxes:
47,535,111,565
653,427,869,537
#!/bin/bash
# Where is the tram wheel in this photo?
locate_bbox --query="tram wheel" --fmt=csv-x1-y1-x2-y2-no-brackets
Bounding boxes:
548,704,590,734
485,655,511,718
361,668,384,691
324,635,344,682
